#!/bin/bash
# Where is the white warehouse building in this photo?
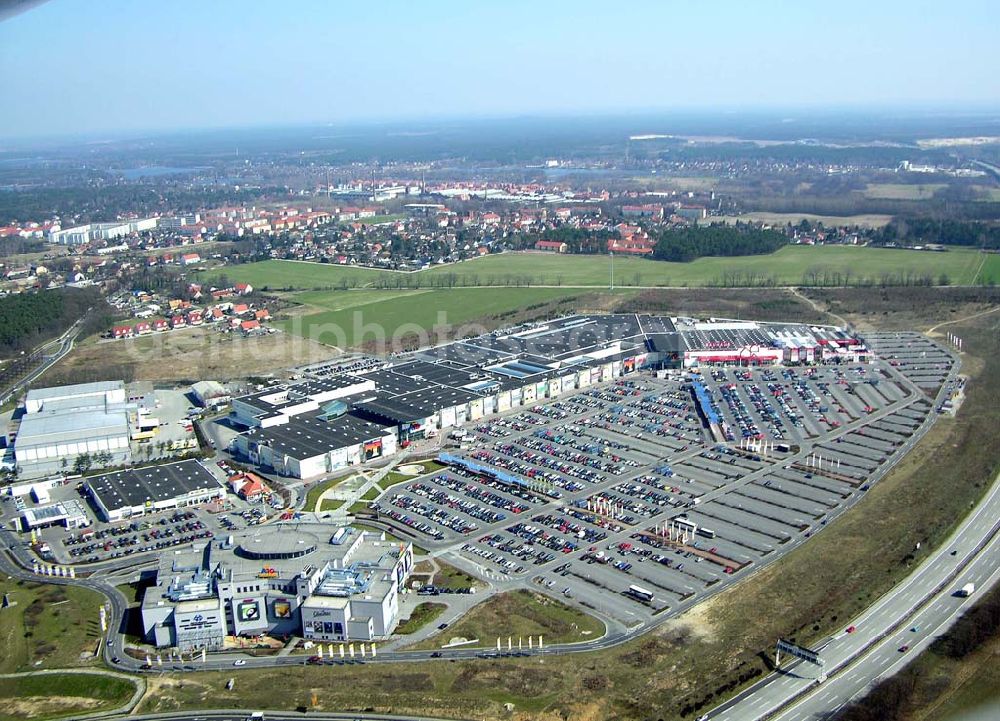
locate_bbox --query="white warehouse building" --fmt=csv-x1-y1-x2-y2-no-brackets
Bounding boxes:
15,381,132,478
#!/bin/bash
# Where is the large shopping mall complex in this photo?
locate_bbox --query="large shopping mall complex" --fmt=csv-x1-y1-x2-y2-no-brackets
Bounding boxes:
229,314,867,479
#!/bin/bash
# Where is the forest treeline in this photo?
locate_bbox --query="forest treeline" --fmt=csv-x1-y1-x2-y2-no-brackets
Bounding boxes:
0,286,111,357
506,223,789,262
877,218,1000,249
652,225,788,262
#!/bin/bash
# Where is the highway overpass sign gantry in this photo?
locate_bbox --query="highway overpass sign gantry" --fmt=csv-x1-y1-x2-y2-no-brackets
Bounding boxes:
775,638,824,669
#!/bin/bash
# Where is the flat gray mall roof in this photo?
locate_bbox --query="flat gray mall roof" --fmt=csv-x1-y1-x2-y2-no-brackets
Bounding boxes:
86,459,223,512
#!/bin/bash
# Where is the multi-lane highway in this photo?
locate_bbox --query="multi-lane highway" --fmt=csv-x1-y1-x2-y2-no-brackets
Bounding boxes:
707,468,1000,721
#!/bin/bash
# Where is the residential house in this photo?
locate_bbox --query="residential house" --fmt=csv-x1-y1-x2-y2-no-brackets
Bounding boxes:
535,240,568,253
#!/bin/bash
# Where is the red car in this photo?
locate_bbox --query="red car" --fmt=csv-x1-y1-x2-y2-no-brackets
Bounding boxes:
846,625,856,634
898,645,910,653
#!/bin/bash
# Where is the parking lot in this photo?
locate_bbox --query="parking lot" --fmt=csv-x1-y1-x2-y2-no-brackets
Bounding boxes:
373,345,956,628
62,510,211,562
2,456,288,565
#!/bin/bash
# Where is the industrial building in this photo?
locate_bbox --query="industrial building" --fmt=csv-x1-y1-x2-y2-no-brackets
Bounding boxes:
14,381,133,478
140,524,413,651
191,380,231,408
84,459,225,522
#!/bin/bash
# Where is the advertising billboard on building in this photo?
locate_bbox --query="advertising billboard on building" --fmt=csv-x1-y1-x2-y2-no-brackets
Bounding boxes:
237,599,262,623
273,599,291,619
363,439,383,460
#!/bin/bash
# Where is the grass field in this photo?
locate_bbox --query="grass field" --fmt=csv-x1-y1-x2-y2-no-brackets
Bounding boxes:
394,602,447,635
0,673,135,721
250,247,991,349
204,260,384,290
432,560,482,590
411,558,482,590
863,182,947,200
203,245,990,294
291,288,425,313
279,287,611,349
194,247,995,353
303,475,350,512
979,253,1000,286
0,579,104,673
378,461,446,490
409,590,606,650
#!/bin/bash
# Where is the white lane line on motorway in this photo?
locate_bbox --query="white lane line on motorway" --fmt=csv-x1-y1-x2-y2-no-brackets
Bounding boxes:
767,533,1000,721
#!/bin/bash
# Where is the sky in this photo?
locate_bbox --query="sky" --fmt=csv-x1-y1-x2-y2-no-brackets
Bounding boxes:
1,0,999,139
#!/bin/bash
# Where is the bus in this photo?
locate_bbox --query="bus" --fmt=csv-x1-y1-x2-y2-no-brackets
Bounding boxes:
625,584,654,604
696,527,716,539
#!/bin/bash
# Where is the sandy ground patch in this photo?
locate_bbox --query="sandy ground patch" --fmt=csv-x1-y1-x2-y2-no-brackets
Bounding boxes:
42,327,341,385
658,601,717,645
397,464,426,476
6,695,104,717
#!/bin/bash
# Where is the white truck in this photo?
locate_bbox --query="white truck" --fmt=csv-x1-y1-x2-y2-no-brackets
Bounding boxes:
957,582,975,598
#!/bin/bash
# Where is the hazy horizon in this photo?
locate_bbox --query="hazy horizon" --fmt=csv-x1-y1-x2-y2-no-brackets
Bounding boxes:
2,0,999,140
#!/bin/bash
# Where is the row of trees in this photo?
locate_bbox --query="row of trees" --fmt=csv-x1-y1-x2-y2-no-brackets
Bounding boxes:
70,451,114,475
799,268,950,288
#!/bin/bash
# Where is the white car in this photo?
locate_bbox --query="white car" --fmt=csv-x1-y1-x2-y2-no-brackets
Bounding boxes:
233,659,247,666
